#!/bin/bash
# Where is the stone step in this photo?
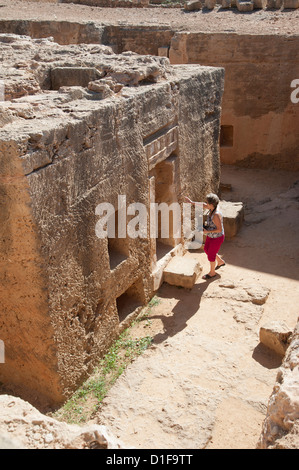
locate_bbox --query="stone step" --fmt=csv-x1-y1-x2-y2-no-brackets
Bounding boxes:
163,256,202,289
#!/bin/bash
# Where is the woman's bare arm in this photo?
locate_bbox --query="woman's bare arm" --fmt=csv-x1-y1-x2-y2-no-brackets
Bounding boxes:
184,196,208,209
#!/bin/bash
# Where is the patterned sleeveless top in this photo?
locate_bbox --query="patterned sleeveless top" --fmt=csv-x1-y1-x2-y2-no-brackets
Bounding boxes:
206,208,224,239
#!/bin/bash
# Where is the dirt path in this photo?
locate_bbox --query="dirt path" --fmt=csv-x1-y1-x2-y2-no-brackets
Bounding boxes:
92,165,299,449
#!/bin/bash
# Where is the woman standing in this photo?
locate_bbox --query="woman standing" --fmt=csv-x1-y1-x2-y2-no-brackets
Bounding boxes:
185,193,225,279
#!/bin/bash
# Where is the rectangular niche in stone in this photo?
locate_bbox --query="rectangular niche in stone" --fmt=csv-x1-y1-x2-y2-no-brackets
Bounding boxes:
116,277,145,326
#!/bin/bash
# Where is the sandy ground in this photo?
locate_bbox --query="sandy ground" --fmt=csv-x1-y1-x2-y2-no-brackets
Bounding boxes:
92,165,299,449
0,0,299,35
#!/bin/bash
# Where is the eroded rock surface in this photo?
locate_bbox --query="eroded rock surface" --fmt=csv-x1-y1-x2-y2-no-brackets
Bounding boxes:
258,321,299,449
0,33,224,406
0,395,125,449
0,33,171,105
259,321,293,357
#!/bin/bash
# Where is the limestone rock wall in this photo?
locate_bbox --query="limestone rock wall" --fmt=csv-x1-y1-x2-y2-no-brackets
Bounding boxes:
257,320,299,449
0,34,224,406
0,20,106,45
104,25,174,57
169,32,299,171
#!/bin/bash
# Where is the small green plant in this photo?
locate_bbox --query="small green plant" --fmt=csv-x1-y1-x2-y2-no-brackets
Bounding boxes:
148,295,160,307
51,325,154,424
134,295,160,327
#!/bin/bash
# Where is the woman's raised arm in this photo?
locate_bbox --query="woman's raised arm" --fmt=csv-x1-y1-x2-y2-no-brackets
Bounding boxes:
184,196,207,209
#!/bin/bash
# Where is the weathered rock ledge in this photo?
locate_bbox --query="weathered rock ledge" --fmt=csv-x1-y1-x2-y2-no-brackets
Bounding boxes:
0,394,126,449
0,33,172,104
257,320,299,449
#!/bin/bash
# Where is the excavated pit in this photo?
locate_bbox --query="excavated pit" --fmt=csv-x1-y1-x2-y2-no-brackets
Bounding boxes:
1,9,298,170
0,1,298,449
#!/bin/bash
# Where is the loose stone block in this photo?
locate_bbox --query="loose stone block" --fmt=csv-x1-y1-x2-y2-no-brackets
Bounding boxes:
219,200,244,239
221,0,231,7
163,256,202,289
259,321,293,356
236,0,254,9
184,0,203,9
51,66,104,90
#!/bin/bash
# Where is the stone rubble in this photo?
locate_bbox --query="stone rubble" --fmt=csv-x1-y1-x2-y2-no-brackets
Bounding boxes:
0,395,126,449
182,0,299,8
0,33,172,107
259,321,293,357
258,322,299,448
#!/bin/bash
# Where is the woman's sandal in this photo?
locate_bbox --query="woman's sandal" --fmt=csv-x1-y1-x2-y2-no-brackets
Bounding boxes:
215,263,226,270
203,274,217,280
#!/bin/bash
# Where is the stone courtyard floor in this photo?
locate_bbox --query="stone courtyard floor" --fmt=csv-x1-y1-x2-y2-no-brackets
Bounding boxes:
93,165,299,449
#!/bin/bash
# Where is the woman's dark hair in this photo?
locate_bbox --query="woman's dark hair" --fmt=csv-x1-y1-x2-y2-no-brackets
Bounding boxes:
206,193,219,214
